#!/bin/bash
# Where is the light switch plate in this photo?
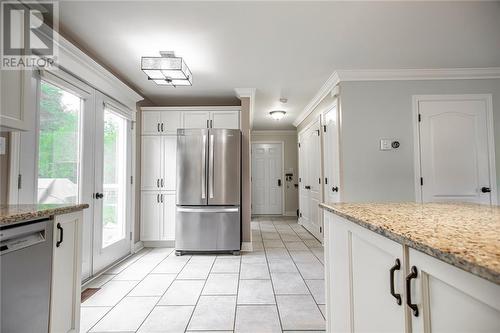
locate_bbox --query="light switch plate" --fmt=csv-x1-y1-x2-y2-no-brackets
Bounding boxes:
380,139,392,151
0,137,5,155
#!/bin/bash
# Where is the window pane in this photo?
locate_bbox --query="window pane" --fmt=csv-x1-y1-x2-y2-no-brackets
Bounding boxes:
102,109,127,248
38,81,81,204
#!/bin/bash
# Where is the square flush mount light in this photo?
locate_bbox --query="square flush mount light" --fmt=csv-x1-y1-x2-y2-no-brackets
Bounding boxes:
141,51,192,87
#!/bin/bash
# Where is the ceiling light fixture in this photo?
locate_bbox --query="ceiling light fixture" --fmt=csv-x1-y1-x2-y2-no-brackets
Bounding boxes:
141,51,192,87
270,110,286,120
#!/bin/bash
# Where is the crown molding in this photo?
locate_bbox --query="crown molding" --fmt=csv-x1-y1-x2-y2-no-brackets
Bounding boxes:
293,67,500,128
54,31,143,110
252,130,297,136
292,71,340,127
235,88,256,129
141,106,241,112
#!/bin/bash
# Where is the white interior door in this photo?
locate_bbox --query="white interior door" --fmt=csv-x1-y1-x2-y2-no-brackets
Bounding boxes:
323,103,341,203
418,96,496,204
251,143,283,215
307,123,322,236
92,103,132,273
298,132,309,225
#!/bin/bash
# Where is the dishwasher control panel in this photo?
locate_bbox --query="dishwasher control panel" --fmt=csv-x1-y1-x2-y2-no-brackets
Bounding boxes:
0,218,50,256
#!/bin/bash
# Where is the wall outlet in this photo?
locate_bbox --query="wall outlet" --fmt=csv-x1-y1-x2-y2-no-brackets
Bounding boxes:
0,137,5,155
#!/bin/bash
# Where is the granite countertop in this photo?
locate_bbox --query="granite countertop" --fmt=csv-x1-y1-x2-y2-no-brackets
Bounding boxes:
0,204,89,227
320,202,500,285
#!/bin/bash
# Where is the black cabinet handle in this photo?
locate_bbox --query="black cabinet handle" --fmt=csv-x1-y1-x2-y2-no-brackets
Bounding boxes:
332,186,339,192
406,266,419,316
157,123,160,132
161,194,164,203
278,179,282,187
161,178,164,188
157,194,160,203
390,259,402,305
157,179,160,188
56,223,64,248
207,119,209,128
305,185,311,190
161,123,164,132
210,120,213,128
481,186,491,193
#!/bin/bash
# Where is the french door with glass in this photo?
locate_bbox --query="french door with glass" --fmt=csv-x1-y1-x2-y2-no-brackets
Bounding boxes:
92,100,133,273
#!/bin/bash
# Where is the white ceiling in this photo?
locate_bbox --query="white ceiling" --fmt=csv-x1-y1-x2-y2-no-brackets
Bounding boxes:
57,1,500,130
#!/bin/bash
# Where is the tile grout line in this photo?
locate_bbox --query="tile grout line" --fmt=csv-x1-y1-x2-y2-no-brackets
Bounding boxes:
274,220,327,327
261,221,285,333
86,248,187,333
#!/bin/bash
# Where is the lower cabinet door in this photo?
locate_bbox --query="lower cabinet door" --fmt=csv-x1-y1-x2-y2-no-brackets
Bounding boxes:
162,192,176,241
50,211,83,333
140,191,163,241
409,248,500,333
330,214,406,332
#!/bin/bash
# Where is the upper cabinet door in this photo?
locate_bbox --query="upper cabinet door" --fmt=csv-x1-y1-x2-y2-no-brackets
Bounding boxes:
210,111,239,129
183,111,210,129
162,136,177,191
142,111,162,135
141,136,163,190
160,111,181,134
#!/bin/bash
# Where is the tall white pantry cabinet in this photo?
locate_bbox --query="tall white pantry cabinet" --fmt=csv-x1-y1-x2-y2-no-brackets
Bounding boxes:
140,107,240,245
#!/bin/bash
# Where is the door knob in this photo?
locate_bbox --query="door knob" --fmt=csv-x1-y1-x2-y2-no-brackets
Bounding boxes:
481,187,491,193
278,179,282,187
332,186,339,192
95,193,104,199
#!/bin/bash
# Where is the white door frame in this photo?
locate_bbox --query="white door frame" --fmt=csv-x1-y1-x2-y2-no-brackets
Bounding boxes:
412,94,497,204
251,141,285,215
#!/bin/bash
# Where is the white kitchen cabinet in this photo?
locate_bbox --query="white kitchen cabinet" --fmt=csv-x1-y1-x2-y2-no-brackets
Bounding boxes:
162,192,176,240
141,135,177,191
140,192,176,242
50,211,83,333
141,136,163,190
183,110,211,129
324,210,500,333
182,110,239,129
140,191,163,241
142,111,181,135
409,248,500,333
0,69,31,131
328,213,405,333
211,111,239,129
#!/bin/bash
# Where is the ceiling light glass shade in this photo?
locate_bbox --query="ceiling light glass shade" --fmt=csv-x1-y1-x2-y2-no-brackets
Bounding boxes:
142,51,192,86
270,110,286,120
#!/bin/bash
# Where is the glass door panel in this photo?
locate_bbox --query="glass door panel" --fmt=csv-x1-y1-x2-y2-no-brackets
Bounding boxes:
102,110,127,248
37,81,81,204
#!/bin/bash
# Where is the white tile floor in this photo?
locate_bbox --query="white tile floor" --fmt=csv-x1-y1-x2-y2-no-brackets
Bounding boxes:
81,218,326,333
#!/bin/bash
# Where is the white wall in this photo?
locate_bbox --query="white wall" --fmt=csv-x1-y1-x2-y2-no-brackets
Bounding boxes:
338,79,500,203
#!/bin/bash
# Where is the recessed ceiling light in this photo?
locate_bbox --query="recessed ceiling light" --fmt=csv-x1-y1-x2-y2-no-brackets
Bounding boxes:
270,110,286,120
141,51,192,87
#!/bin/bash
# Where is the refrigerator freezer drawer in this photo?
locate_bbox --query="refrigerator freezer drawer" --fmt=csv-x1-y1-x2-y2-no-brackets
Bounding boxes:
175,206,240,252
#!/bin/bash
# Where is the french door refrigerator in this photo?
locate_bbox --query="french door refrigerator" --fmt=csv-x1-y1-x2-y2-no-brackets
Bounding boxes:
175,128,241,255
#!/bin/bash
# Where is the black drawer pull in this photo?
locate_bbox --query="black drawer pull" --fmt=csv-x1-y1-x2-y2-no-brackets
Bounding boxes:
157,123,160,132
406,266,419,316
305,185,311,190
332,186,339,192
56,223,64,248
390,259,402,305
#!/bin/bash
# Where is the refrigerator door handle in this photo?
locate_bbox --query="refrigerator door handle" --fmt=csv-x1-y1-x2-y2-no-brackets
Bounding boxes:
177,207,239,213
209,134,214,199
201,134,207,199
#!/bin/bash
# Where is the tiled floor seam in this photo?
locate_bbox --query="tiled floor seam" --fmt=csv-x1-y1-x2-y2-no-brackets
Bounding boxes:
184,255,218,332
273,223,326,320
86,249,189,333
262,222,284,333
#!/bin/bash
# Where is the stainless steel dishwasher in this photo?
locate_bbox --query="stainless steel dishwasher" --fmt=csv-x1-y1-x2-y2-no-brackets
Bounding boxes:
0,218,53,333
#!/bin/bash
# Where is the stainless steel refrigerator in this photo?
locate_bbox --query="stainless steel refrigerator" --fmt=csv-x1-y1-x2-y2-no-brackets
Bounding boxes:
175,128,241,255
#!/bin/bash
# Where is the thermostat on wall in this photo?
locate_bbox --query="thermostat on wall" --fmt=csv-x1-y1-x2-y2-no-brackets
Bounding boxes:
380,139,400,151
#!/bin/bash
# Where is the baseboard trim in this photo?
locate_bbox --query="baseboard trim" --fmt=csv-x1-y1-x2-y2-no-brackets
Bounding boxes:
133,241,144,253
241,242,253,252
298,218,323,242
284,211,297,217
142,240,175,248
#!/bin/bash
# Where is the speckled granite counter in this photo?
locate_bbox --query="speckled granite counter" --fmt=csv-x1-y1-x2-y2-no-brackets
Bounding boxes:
0,204,89,227
320,202,500,285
